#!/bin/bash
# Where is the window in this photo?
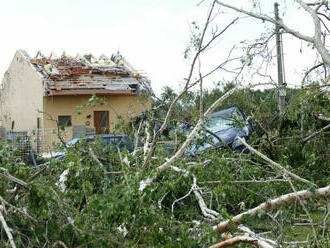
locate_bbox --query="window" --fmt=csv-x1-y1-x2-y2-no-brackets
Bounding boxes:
58,116,72,127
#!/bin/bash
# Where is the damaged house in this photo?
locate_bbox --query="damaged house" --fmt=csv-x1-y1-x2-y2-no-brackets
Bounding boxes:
0,50,151,137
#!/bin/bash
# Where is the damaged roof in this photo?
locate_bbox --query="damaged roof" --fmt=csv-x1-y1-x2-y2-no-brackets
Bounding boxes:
20,50,151,96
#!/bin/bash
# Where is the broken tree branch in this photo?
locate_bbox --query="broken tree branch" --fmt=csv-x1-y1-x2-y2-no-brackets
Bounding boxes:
52,240,69,248
296,0,330,66
215,0,330,66
0,206,17,248
215,0,313,43
238,225,277,246
143,121,151,163
142,1,239,168
28,164,48,182
39,111,67,149
210,224,276,248
132,120,143,156
141,1,218,169
213,185,330,233
0,168,29,189
0,196,37,222
89,148,110,181
312,112,330,122
301,62,324,88
231,179,288,184
301,122,330,144
236,137,314,186
209,236,269,248
285,175,320,246
139,87,237,191
169,165,220,219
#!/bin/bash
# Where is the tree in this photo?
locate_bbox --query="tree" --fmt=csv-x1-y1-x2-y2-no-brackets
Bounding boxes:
0,1,329,247
215,0,330,82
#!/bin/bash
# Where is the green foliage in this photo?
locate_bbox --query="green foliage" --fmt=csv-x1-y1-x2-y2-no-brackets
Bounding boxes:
0,82,329,247
76,94,105,115
184,21,202,59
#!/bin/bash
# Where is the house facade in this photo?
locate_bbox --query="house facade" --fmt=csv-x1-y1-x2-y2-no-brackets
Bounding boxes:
0,50,152,135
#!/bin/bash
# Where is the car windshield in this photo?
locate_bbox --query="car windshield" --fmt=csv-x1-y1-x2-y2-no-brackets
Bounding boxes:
204,113,234,132
204,108,245,133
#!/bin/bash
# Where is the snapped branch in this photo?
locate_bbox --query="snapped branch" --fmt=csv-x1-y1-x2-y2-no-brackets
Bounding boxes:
236,137,314,186
213,185,330,232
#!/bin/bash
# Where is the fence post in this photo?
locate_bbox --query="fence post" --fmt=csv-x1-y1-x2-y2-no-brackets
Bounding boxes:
72,125,87,139
0,127,6,140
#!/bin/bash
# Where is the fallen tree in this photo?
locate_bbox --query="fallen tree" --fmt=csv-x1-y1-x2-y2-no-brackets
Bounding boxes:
213,185,330,233
1,1,330,247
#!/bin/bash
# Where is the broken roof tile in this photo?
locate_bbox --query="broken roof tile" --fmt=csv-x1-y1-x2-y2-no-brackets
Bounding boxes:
21,50,152,96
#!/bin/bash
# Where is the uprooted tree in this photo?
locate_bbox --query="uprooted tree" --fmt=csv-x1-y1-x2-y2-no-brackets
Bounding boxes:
1,0,330,247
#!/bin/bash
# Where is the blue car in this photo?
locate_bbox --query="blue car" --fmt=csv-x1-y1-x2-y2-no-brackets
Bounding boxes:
68,134,133,150
42,134,133,159
185,107,252,154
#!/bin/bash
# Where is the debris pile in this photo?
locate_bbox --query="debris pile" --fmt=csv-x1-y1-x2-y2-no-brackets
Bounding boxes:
24,50,151,96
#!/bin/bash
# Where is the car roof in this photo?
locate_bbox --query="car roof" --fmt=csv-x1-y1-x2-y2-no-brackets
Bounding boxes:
67,134,128,145
85,134,127,139
207,107,237,118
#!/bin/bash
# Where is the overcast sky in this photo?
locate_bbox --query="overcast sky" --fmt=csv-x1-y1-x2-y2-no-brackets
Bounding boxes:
0,0,321,95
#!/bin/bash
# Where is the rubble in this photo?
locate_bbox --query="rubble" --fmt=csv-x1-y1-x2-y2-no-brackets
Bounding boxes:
22,50,152,96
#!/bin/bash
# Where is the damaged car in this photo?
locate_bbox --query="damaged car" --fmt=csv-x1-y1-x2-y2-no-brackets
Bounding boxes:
42,134,133,159
185,106,252,154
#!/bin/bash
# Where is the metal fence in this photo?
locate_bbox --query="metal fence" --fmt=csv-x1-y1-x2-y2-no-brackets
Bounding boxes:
1,126,96,164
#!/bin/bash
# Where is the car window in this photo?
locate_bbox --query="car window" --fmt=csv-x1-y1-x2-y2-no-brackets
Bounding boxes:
101,137,112,145
205,109,246,133
205,113,234,132
118,137,133,151
101,136,133,152
104,137,121,145
112,137,122,145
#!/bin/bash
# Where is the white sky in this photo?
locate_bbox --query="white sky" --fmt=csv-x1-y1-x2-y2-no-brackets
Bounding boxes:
0,0,323,95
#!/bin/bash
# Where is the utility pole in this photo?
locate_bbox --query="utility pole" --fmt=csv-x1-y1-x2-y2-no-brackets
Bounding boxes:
274,2,286,114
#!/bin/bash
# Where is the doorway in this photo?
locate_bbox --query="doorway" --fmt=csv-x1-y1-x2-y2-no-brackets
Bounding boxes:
94,111,109,134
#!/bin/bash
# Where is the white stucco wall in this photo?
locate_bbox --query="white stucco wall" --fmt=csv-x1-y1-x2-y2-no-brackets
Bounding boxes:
0,50,43,130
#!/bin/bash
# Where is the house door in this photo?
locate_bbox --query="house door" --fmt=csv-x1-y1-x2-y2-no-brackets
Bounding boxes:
94,111,109,134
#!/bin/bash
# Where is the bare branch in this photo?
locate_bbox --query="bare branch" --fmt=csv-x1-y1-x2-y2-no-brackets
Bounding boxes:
216,0,330,66
231,179,288,184
142,1,218,168
285,175,320,246
132,120,143,156
301,62,324,87
169,165,220,219
209,236,265,248
89,148,110,181
297,0,330,65
236,137,314,186
39,111,67,149
0,207,17,248
0,168,29,189
215,1,314,43
313,112,330,121
301,122,330,144
213,185,330,232
52,240,69,248
317,11,330,22
27,164,48,182
139,87,237,191
0,196,37,222
142,1,238,168
210,225,277,247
